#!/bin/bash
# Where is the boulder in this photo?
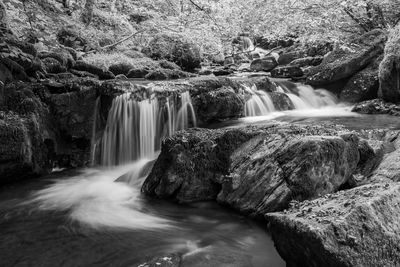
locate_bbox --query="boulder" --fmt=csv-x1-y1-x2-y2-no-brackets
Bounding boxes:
378,25,400,103
144,69,192,80
289,56,323,67
126,68,151,78
192,87,244,124
339,57,380,103
108,63,134,76
143,34,201,72
0,112,51,183
306,30,387,87
269,92,294,110
137,254,180,267
250,57,278,72
142,123,361,216
57,27,92,51
42,57,67,74
271,66,303,78
278,50,307,65
73,60,115,80
38,50,75,69
352,99,400,116
267,182,400,267
159,60,181,70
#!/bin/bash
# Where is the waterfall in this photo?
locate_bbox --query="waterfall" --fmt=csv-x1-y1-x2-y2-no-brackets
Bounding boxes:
244,85,276,116
97,92,196,166
244,81,338,116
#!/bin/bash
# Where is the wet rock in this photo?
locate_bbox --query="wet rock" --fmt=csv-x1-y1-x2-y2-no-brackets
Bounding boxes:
142,123,361,216
73,60,115,80
192,87,244,123
289,56,323,67
271,66,303,78
278,50,307,65
137,254,181,267
0,62,13,84
159,60,181,70
267,182,400,267
145,69,193,80
378,24,400,103
339,58,380,103
352,99,400,116
269,92,294,110
127,68,151,78
250,57,278,72
108,63,134,76
143,34,201,72
306,30,387,87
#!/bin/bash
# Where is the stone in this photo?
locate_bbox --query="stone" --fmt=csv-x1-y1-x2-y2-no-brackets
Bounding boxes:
142,123,361,216
352,99,400,116
126,68,150,78
378,24,400,103
250,57,278,72
137,254,181,267
267,182,400,267
42,57,67,74
339,57,380,103
144,69,192,80
289,56,323,67
278,50,307,65
271,66,303,78
108,63,134,76
306,30,387,87
73,60,115,80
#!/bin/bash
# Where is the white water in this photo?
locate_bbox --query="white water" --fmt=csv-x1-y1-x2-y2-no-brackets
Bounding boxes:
98,92,197,166
245,82,339,116
31,159,170,230
244,85,276,116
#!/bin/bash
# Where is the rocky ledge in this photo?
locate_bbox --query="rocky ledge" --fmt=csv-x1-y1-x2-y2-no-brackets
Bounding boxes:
352,99,400,116
267,182,400,267
142,122,389,217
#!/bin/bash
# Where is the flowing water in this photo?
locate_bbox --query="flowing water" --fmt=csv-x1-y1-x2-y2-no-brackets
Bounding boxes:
1,78,399,267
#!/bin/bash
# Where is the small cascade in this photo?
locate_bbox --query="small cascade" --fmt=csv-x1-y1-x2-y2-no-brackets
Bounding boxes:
97,91,196,166
244,81,338,116
244,85,276,116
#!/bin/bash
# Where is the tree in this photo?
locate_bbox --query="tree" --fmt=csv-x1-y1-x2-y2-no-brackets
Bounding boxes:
0,0,7,30
82,0,96,26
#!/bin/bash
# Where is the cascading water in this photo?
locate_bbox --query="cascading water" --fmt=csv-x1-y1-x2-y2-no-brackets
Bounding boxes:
244,81,338,116
244,85,276,116
97,91,197,166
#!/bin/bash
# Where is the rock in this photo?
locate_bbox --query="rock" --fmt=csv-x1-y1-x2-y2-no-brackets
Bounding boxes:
69,69,98,79
250,57,278,72
57,27,92,51
306,30,387,87
223,56,235,66
269,92,294,110
0,62,13,84
159,60,181,70
73,60,115,80
212,67,234,76
38,50,75,69
137,254,181,267
289,56,323,67
115,74,128,80
371,133,400,182
192,87,244,123
108,63,134,76
271,66,303,78
42,57,67,74
144,69,192,80
126,68,151,78
267,182,400,267
1,58,28,81
352,99,400,116
378,24,400,103
339,57,380,103
143,34,201,72
142,123,361,216
0,112,51,183
278,50,307,65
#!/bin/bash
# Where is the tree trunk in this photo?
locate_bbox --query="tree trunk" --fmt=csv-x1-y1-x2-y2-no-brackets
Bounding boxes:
82,0,95,26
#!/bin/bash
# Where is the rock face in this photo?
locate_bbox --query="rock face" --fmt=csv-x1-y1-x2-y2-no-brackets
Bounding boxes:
378,25,400,103
339,57,380,103
306,30,387,87
267,182,400,267
142,123,365,216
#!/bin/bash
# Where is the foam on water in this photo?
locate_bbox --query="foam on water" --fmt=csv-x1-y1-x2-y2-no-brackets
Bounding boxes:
30,159,171,230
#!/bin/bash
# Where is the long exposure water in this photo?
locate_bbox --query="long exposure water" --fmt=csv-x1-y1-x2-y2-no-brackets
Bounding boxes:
1,78,399,267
